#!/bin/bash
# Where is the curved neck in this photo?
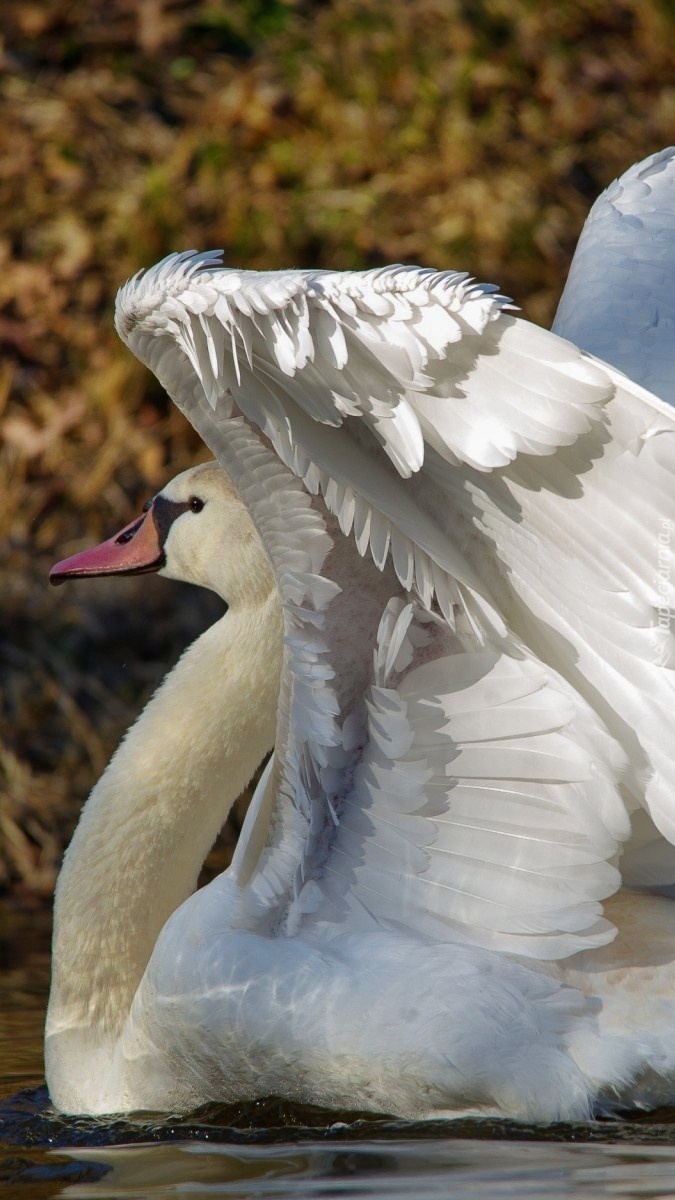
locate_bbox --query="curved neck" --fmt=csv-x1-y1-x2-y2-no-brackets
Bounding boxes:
48,588,283,1045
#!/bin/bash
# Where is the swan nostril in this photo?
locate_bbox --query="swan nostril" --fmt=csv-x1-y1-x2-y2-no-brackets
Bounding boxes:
115,516,145,545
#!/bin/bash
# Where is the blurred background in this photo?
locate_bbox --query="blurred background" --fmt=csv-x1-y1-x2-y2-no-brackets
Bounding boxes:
3,0,675,911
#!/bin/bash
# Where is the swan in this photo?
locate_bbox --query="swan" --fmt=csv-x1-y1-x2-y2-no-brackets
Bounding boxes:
48,148,675,1121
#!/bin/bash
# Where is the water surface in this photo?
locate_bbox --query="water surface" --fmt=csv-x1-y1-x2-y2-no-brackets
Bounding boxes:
4,911,675,1199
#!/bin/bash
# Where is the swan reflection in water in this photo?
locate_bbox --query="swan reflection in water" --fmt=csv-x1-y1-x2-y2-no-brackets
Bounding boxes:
52,1136,675,1200
47,149,675,1123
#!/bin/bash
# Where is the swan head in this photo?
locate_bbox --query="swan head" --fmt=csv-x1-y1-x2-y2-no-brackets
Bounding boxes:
50,461,275,609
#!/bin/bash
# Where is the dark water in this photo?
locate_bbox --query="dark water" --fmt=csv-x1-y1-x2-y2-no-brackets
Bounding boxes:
4,911,675,1199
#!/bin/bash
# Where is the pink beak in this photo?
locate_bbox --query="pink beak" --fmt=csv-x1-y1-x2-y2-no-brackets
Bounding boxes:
50,506,164,585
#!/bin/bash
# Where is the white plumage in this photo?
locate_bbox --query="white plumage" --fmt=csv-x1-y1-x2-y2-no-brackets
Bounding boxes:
553,146,675,398
48,149,675,1121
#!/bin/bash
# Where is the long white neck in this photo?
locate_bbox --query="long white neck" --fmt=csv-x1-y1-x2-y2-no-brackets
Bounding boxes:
47,586,283,1047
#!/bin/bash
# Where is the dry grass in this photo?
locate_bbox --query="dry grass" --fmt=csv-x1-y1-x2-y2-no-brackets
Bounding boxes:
3,0,675,903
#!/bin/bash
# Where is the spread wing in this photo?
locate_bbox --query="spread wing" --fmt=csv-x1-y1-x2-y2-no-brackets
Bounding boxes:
182,398,629,961
114,182,675,956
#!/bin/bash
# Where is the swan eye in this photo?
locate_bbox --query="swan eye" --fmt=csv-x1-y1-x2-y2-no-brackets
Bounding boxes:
142,499,152,513
189,496,205,513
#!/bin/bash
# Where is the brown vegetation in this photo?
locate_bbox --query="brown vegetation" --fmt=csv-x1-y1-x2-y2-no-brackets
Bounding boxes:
3,0,675,903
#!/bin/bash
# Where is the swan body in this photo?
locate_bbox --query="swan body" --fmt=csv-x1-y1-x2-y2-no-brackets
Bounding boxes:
48,150,675,1119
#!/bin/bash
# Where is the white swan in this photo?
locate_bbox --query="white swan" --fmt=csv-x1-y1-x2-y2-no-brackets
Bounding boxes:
48,149,675,1121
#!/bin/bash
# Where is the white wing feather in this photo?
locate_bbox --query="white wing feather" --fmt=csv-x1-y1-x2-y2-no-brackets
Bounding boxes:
117,258,610,475
290,600,628,960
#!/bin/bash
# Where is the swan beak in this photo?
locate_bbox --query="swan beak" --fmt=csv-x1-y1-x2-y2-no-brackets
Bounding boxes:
50,507,164,586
